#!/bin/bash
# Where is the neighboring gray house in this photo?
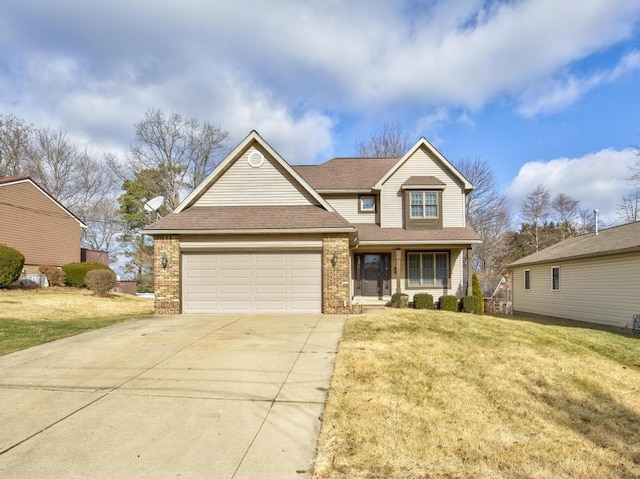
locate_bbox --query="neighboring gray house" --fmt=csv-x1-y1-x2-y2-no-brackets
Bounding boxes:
508,221,640,330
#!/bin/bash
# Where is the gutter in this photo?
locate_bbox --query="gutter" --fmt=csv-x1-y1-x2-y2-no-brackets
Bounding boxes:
142,227,357,235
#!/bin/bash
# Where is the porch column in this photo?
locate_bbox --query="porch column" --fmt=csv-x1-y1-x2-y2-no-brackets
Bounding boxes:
395,248,402,294
466,247,473,296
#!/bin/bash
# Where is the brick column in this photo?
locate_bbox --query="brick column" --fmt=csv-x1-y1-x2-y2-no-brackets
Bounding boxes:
153,235,181,315
322,234,351,314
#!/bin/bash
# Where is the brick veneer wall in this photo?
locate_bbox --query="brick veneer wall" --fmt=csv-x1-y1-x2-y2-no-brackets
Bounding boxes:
153,235,181,314
322,234,351,314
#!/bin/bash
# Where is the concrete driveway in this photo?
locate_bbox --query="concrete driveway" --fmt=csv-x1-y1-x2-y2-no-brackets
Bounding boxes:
0,314,346,478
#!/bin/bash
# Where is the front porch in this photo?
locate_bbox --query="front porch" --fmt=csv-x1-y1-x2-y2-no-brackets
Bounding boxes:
350,247,474,305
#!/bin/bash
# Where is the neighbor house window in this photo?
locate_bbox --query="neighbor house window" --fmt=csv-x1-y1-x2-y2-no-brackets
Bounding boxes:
524,270,530,290
407,252,448,287
409,191,438,218
359,195,376,213
552,267,560,290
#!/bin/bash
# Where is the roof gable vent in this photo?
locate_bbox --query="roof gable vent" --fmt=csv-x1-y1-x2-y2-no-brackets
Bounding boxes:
248,150,265,168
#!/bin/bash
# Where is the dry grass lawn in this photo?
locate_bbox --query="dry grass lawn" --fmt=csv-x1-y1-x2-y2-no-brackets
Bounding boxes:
314,309,640,479
0,287,155,354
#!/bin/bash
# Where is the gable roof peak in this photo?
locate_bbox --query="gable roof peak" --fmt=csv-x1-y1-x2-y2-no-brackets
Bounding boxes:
174,130,335,213
373,137,474,191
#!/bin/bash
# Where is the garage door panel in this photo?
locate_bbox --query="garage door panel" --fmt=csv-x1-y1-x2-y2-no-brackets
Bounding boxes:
221,284,252,294
182,252,321,313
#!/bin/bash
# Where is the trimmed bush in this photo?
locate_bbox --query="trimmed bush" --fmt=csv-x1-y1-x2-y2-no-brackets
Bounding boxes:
439,295,458,312
137,283,154,294
0,244,24,288
391,293,409,308
413,293,434,310
62,262,111,288
461,295,479,314
472,271,484,315
85,269,117,297
39,265,66,287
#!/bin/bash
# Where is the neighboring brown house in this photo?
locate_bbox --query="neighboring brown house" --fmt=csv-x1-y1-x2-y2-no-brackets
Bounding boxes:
0,176,86,274
508,221,640,330
143,131,481,315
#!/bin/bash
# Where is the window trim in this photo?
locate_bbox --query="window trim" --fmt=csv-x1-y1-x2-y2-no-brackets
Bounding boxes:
551,266,560,291
404,190,443,230
405,251,449,289
358,194,376,213
524,269,531,290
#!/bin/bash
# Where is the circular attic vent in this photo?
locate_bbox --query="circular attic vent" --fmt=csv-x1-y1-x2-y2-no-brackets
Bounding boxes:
248,150,264,168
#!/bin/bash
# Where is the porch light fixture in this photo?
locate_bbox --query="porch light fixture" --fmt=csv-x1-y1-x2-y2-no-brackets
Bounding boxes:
331,252,339,266
161,251,169,269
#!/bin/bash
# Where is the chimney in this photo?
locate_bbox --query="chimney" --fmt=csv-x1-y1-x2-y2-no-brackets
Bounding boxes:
594,209,599,235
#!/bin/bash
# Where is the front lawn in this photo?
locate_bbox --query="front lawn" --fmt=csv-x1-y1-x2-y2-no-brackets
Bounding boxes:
314,309,640,478
0,288,155,355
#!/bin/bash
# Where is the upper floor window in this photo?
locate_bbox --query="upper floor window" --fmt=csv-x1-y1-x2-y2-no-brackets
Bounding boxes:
359,195,376,213
410,191,438,219
404,189,443,230
552,267,560,290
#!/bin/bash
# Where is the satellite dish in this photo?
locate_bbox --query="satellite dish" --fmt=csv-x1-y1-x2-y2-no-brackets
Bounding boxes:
144,196,164,212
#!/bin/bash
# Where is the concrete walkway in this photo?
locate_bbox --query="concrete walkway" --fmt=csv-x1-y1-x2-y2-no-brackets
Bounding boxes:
0,314,346,478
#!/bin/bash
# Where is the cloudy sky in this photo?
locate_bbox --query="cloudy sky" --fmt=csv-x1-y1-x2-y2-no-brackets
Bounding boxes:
2,0,640,224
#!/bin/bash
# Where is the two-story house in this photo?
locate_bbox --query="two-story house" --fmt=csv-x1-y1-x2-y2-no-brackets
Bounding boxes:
143,131,481,314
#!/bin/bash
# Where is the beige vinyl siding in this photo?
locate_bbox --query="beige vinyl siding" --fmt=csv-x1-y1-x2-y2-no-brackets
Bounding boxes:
324,194,378,224
380,145,466,228
0,182,81,269
179,234,323,251
512,252,640,329
195,145,318,207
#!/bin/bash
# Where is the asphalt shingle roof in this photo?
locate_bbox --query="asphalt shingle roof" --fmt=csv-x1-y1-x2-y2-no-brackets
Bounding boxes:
144,205,354,232
354,223,481,243
293,157,398,190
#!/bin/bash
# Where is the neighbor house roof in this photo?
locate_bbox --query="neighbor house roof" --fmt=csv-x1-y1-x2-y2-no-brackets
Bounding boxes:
0,176,86,227
143,205,355,234
293,157,398,191
354,223,481,245
508,221,640,268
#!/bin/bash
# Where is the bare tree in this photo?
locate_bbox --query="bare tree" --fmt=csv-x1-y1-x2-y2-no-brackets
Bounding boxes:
520,185,551,252
617,189,640,224
551,193,580,240
0,116,123,255
455,157,511,276
126,109,229,210
354,121,411,158
0,114,32,176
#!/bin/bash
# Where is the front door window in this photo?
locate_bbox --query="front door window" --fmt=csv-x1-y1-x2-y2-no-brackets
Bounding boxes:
355,254,391,297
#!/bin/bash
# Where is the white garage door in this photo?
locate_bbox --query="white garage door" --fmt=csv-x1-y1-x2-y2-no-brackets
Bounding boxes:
182,252,322,313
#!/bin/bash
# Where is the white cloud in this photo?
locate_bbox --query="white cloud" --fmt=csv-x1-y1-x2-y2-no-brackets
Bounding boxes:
1,0,640,164
518,50,640,116
506,148,637,225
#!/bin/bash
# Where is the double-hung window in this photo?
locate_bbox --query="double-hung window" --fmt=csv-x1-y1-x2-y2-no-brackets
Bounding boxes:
524,270,531,290
407,252,448,287
410,191,438,219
